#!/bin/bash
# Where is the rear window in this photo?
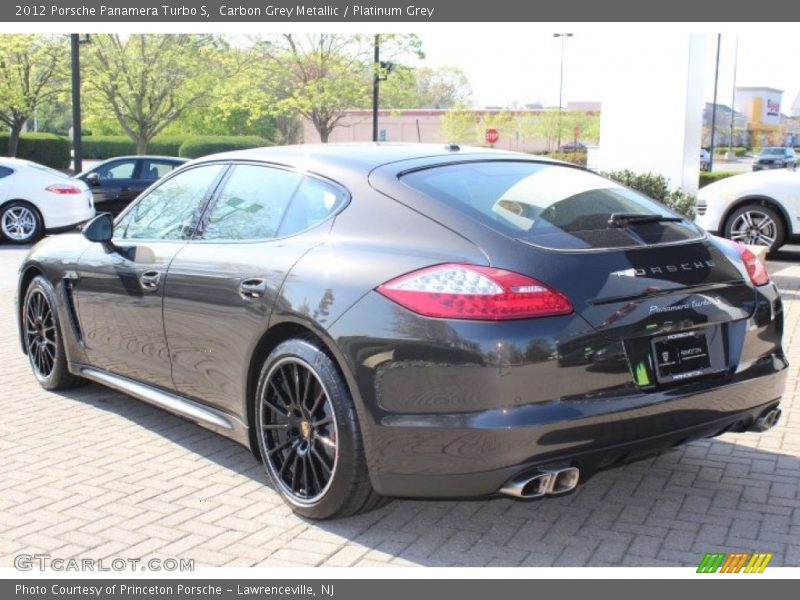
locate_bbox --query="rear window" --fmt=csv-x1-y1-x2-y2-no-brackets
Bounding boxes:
400,161,703,250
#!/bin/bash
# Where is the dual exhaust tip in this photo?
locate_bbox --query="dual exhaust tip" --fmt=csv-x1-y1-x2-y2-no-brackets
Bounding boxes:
500,466,580,499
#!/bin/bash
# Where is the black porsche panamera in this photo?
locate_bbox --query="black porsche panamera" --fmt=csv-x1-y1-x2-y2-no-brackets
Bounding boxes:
17,144,787,519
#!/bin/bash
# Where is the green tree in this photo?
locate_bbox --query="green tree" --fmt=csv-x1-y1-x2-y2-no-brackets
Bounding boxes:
251,34,423,142
414,66,472,109
83,34,226,154
442,107,478,144
0,35,67,157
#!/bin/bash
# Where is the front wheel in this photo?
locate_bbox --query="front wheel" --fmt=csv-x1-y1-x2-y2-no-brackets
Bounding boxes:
254,338,387,519
1,201,42,244
723,204,785,252
22,276,83,390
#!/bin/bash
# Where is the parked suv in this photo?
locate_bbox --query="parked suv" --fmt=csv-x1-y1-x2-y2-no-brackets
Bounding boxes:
753,147,797,171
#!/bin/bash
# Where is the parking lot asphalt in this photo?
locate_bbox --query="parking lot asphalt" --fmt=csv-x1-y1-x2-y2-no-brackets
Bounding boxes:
1,242,799,568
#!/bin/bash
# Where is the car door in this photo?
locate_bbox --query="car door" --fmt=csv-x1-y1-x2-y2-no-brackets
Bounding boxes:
85,158,139,215
72,163,227,389
130,158,183,198
163,164,347,415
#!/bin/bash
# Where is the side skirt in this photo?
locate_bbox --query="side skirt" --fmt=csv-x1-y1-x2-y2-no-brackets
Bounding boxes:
76,365,251,449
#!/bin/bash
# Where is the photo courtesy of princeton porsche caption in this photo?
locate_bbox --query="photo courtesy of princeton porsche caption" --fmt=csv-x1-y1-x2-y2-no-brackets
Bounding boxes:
1,0,799,592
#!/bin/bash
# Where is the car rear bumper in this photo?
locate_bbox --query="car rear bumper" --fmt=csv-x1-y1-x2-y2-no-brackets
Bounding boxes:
331,286,787,499
369,359,786,497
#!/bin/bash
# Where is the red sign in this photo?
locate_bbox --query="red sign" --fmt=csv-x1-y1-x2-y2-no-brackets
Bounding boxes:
485,128,499,145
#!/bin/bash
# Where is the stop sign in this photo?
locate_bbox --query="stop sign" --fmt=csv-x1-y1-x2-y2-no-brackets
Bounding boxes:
485,128,499,145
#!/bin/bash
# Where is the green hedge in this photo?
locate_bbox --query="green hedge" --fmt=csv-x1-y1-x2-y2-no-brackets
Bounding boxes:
177,136,270,159
0,133,71,169
699,171,739,188
81,134,271,160
80,136,136,159
713,147,748,157
602,170,696,220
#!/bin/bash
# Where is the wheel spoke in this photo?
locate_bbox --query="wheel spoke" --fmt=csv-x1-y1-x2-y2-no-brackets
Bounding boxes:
316,434,336,449
262,423,290,430
311,446,332,475
277,445,297,477
312,416,332,428
262,395,289,418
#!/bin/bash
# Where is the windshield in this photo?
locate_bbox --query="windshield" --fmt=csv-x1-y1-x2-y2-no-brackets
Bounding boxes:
760,148,786,156
401,161,703,250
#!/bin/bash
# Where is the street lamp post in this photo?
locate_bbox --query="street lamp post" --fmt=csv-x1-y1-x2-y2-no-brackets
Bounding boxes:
372,34,380,142
708,33,721,172
371,34,395,143
553,33,573,151
70,34,90,174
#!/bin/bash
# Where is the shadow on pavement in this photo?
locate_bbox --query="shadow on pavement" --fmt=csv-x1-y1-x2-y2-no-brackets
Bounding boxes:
54,381,800,567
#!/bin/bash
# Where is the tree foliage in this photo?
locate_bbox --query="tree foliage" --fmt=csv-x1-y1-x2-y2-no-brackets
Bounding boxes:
83,34,227,154
0,34,67,157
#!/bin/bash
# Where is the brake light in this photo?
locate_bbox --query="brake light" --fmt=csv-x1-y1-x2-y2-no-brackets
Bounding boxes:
377,263,573,320
733,243,770,286
46,184,83,194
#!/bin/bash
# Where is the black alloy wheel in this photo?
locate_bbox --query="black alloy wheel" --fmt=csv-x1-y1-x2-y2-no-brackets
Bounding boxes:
254,338,386,519
22,276,83,390
24,288,57,379
260,356,339,503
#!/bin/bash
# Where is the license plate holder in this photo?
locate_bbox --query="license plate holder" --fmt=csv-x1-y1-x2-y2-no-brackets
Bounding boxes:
651,329,713,383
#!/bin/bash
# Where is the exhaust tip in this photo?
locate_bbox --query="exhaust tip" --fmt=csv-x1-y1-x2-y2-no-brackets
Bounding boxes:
499,466,580,499
550,467,580,495
750,408,781,433
499,472,553,499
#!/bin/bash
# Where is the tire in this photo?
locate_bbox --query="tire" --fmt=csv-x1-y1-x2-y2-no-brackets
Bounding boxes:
723,203,785,253
1,201,43,244
254,338,387,519
22,276,83,390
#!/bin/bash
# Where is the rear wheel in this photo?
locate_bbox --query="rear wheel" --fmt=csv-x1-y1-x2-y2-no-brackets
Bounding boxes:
724,204,785,252
23,276,82,390
255,338,387,519
1,201,42,244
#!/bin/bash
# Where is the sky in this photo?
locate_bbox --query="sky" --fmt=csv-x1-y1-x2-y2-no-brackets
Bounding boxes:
411,30,799,113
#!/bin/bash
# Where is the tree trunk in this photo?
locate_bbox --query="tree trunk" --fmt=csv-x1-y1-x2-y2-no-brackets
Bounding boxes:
136,136,149,155
8,121,24,158
318,129,329,143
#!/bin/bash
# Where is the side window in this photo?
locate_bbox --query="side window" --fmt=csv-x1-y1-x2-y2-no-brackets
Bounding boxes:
0,166,13,179
95,160,137,180
201,165,302,241
115,164,224,241
141,160,181,181
278,177,347,237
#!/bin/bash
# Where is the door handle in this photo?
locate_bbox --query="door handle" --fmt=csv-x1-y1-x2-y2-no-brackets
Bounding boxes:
239,278,267,299
140,270,161,290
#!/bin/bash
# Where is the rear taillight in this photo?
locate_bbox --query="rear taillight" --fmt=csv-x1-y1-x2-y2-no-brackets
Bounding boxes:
46,184,83,194
377,263,573,320
733,243,770,286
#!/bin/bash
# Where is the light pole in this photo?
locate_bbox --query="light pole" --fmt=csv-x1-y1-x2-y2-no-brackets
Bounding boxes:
708,33,721,172
70,34,90,174
729,35,739,153
553,33,573,150
371,35,395,143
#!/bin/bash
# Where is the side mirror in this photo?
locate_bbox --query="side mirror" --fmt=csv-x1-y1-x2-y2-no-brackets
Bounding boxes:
82,213,114,243
85,172,100,186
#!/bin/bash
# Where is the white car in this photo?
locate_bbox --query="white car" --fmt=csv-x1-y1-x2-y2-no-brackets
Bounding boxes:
695,169,800,252
0,158,95,244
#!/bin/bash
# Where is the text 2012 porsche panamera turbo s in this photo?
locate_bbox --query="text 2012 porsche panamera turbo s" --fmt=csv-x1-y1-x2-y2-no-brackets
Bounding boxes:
17,144,787,519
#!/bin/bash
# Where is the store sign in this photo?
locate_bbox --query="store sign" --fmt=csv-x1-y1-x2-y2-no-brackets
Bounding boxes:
766,99,780,117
